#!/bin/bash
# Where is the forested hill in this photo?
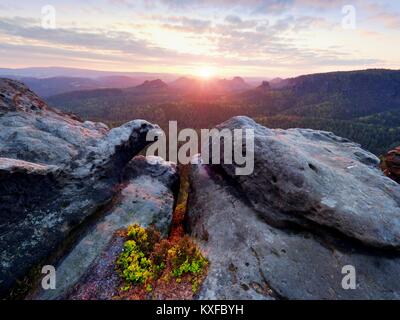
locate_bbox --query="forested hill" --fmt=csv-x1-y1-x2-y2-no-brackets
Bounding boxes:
238,69,400,119
46,69,400,156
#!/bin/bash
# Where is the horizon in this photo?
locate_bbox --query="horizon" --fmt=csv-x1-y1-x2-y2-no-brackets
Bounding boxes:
1,65,399,83
1,1,400,78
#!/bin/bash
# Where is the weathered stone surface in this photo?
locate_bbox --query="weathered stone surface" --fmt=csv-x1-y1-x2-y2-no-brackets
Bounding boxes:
187,116,400,299
30,156,178,300
0,78,107,165
187,161,400,300
213,116,400,249
0,158,60,226
63,234,125,300
0,79,159,296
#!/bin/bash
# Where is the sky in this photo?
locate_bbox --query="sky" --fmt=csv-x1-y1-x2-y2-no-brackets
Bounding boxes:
0,0,399,78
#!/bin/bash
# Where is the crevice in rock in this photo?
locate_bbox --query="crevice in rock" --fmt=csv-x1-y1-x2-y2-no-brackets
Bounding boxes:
17,184,126,300
249,246,286,300
16,154,161,299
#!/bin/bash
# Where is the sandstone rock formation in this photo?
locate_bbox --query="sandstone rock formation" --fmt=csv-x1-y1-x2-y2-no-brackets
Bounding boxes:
0,79,171,297
187,117,400,299
30,156,178,300
215,117,400,249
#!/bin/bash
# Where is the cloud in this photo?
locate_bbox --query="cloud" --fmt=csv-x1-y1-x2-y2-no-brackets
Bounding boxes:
159,16,212,32
0,0,398,76
0,17,166,57
369,12,400,29
225,15,242,24
155,0,293,14
0,12,383,74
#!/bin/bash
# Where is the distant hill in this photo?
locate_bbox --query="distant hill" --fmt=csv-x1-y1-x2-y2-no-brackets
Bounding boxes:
47,76,253,114
2,76,169,97
0,67,182,97
256,81,271,92
93,76,143,88
46,80,183,122
135,79,169,91
11,77,103,97
269,77,289,89
0,66,178,80
170,76,251,94
219,77,251,92
238,69,400,119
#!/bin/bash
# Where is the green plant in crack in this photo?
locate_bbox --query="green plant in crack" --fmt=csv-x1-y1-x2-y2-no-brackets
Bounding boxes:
116,224,208,296
116,224,161,286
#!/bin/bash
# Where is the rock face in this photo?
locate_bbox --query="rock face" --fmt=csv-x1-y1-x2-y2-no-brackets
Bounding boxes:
187,116,400,299
30,156,178,300
0,79,163,296
0,79,107,165
216,117,400,249
381,147,400,183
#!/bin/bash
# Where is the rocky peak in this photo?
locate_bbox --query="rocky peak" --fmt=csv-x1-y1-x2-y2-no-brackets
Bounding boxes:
0,78,47,113
231,76,246,84
136,79,168,90
257,80,271,91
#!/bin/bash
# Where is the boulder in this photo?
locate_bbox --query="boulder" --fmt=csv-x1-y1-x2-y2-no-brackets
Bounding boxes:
187,117,400,299
188,162,400,299
213,116,400,249
0,79,159,296
30,156,178,300
0,78,107,165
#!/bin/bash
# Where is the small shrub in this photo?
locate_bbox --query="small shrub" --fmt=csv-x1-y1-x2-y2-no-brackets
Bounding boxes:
169,236,208,279
117,240,153,284
151,240,170,275
145,284,153,293
116,224,208,298
126,224,160,254
116,225,161,285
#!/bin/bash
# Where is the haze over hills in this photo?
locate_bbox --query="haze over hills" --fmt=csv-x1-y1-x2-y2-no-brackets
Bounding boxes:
0,67,266,97
0,67,178,97
45,76,255,106
0,67,180,97
170,76,251,93
0,67,180,80
4,77,145,97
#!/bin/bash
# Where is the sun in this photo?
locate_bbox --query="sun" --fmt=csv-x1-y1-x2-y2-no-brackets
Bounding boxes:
197,66,216,79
